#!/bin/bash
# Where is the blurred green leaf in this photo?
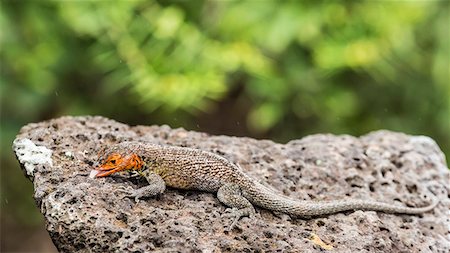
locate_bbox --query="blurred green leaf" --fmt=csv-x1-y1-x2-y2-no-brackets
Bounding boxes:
248,103,282,134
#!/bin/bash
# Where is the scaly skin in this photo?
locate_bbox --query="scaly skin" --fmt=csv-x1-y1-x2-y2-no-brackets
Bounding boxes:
94,142,439,228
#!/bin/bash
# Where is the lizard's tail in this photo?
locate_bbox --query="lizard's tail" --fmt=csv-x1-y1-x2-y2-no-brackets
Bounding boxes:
243,182,439,217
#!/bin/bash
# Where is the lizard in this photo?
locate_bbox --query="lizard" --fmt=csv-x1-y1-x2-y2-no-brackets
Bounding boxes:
92,141,439,228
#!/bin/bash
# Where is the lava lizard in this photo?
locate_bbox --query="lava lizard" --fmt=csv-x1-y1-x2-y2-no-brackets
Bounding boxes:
92,141,439,228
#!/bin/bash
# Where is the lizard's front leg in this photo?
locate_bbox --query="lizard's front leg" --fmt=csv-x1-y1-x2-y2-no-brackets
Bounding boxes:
120,172,166,202
217,183,256,229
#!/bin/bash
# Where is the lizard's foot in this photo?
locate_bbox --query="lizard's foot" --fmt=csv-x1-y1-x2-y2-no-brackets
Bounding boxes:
223,206,256,230
115,173,166,203
120,184,165,203
115,185,141,202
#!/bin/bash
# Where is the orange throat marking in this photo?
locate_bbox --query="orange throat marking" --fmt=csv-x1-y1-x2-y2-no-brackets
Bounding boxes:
95,153,144,177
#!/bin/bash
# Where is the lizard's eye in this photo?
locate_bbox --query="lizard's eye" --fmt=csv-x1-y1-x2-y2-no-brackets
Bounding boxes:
104,154,122,166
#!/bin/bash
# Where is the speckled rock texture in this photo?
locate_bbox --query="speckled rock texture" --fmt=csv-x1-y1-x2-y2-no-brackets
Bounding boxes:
13,116,450,252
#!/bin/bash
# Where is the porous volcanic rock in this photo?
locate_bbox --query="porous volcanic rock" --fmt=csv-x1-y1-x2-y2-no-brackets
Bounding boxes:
13,116,450,252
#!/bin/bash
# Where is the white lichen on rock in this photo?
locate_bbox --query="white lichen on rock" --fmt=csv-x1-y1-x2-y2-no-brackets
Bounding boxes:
13,138,53,176
64,151,74,158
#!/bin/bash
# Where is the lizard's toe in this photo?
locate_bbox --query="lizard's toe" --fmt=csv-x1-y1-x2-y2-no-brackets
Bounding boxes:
116,185,134,195
223,207,255,230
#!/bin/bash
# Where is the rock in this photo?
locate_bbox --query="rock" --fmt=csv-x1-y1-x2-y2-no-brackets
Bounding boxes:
13,116,450,252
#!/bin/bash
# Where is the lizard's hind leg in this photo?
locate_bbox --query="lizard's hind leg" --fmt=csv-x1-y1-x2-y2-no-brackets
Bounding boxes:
217,183,256,229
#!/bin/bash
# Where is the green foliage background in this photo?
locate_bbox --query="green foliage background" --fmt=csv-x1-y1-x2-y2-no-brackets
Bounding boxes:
1,1,448,251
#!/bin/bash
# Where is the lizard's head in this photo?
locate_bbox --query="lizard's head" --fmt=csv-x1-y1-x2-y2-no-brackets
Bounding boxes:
95,152,145,177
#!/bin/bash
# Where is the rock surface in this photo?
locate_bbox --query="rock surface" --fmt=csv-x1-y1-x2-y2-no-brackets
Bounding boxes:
13,116,450,252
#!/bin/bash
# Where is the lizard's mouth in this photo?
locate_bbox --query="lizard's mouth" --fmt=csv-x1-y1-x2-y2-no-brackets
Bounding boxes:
94,153,144,177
